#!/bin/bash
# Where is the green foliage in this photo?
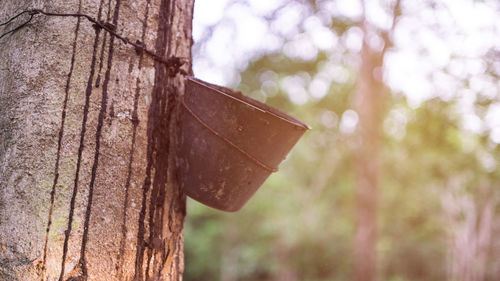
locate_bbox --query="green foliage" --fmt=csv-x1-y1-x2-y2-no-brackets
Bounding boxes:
185,1,500,280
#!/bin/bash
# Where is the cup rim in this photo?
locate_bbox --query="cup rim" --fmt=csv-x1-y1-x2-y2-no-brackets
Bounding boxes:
186,76,311,131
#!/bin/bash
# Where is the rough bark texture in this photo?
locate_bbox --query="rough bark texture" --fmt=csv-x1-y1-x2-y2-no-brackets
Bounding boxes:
0,0,194,280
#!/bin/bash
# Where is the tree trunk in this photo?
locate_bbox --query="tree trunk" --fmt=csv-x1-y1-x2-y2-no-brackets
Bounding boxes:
353,34,385,281
442,181,495,281
0,0,194,280
353,1,400,281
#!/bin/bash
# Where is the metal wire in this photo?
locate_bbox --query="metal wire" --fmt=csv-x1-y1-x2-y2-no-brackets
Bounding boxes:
0,10,33,26
0,11,35,40
0,9,187,74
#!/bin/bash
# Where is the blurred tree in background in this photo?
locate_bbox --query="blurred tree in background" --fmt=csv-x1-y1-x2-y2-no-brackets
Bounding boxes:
185,0,500,281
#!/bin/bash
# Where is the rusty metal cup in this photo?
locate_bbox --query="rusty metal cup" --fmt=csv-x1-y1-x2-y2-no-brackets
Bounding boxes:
177,77,309,212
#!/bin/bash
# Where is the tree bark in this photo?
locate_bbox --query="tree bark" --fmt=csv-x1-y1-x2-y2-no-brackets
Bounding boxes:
0,0,194,280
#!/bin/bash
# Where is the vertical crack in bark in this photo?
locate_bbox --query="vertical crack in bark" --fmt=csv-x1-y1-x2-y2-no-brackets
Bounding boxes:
116,0,151,279
58,1,106,280
41,1,83,280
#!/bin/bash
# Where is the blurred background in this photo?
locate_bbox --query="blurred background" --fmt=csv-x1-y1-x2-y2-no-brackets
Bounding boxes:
184,0,500,281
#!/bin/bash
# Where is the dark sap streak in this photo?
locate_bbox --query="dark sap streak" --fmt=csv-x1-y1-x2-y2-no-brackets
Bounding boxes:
145,0,181,278
41,0,83,280
58,0,106,279
116,0,151,279
145,86,178,279
145,0,177,278
95,0,112,88
133,151,154,281
78,0,122,267
133,0,174,279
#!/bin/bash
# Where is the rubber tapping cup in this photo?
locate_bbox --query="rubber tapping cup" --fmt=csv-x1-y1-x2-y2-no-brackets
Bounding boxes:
177,77,309,212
